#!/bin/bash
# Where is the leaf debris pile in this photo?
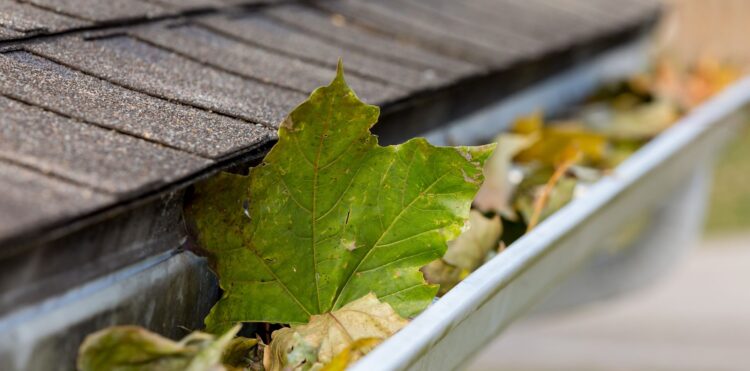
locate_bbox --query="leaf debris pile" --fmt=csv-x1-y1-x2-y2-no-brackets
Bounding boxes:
425,57,741,293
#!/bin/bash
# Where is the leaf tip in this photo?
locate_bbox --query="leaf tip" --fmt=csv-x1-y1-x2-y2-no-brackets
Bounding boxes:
474,143,497,166
335,58,346,85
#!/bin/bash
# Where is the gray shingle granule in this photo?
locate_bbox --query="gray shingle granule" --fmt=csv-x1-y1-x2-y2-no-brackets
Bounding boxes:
0,95,211,194
199,13,446,90
132,23,406,104
0,51,273,159
28,35,306,127
0,160,112,238
0,0,89,33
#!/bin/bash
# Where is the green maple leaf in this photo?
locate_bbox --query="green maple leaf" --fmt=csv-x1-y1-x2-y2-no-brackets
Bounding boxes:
187,62,494,332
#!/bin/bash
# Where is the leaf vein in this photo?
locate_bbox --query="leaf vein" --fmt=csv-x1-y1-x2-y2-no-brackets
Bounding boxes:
310,90,337,312
249,246,313,316
313,153,370,223
275,171,312,214
376,157,399,231
289,133,315,167
379,283,424,300
356,250,437,274
332,171,451,308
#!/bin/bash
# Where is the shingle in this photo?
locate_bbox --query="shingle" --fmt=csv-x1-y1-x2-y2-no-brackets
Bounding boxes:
148,0,224,8
22,0,169,22
0,0,89,33
0,161,113,238
0,0,282,42
512,0,657,41
150,0,273,10
0,25,23,40
0,51,272,159
131,23,406,104
582,0,660,24
368,0,544,56
0,95,211,194
262,4,479,77
199,13,446,90
27,35,306,126
422,0,599,48
520,0,621,39
535,0,617,27
313,0,515,66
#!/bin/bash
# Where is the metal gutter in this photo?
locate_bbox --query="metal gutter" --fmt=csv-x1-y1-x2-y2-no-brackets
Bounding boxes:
352,60,750,371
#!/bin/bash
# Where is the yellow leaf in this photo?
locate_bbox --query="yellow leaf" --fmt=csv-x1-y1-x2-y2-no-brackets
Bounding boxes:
515,126,607,166
512,110,544,135
321,338,382,371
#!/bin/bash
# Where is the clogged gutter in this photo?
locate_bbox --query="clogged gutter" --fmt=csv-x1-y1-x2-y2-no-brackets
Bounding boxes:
76,58,741,371
425,57,741,295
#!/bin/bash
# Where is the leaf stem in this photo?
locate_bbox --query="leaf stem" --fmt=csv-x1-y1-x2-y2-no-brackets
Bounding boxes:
526,150,581,231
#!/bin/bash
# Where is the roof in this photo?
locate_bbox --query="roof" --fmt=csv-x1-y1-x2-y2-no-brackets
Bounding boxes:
0,0,660,250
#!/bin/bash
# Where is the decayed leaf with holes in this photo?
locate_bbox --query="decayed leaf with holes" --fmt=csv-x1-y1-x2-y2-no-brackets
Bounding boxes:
423,210,502,294
186,62,494,332
77,325,241,371
265,294,407,371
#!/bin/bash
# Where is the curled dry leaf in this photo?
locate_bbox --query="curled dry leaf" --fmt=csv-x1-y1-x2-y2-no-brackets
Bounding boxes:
266,293,408,371
420,259,464,296
578,100,680,141
423,210,502,294
443,210,503,271
77,325,242,371
473,132,536,217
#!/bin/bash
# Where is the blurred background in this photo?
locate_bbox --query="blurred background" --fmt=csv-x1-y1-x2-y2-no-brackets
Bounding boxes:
467,1,750,370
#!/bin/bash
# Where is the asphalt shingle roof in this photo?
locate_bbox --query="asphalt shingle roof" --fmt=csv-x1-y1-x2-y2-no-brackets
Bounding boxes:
0,51,273,159
0,160,112,239
0,0,280,39
0,0,660,249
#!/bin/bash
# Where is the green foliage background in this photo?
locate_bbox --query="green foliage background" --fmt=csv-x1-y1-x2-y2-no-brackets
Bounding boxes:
706,120,750,234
